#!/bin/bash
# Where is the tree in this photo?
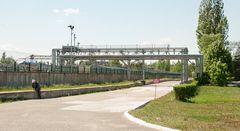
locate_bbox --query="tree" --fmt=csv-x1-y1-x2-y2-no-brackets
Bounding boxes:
230,41,240,58
197,0,229,54
200,34,232,71
212,0,228,39
1,52,6,60
188,63,195,78
79,60,91,66
0,52,16,64
149,60,170,71
233,44,240,80
196,0,232,85
197,0,213,47
208,61,230,86
108,60,122,67
170,61,182,72
234,44,240,59
205,38,232,85
131,60,145,70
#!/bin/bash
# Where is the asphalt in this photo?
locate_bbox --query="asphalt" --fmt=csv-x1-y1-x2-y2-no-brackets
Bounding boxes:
0,81,180,131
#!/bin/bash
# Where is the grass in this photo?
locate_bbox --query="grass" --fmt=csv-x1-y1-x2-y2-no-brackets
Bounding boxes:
0,80,139,103
130,86,240,131
0,80,136,92
0,95,26,103
0,78,176,92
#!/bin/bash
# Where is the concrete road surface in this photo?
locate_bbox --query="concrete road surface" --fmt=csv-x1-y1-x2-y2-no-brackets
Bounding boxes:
0,81,180,131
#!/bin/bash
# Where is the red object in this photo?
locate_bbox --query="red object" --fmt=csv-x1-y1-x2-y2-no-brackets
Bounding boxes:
153,78,160,84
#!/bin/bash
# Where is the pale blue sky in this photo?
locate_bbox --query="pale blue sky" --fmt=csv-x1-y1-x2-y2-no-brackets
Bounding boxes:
0,0,239,55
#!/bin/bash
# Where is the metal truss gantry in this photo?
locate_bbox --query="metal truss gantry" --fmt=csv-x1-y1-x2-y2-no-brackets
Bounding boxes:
52,45,188,65
52,45,203,83
18,54,52,63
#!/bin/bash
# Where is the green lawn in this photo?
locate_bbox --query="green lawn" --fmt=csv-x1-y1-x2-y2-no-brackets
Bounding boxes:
0,81,136,92
130,86,240,131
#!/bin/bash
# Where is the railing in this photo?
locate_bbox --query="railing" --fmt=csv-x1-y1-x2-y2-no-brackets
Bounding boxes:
0,63,181,78
0,63,88,73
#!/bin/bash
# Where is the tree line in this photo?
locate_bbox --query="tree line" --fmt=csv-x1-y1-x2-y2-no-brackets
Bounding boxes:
0,52,15,64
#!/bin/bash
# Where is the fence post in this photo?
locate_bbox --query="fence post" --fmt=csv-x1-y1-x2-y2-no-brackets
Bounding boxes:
39,63,42,72
50,64,53,72
28,63,31,72
14,62,17,72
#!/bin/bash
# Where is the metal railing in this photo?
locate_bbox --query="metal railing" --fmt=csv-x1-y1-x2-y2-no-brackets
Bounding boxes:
0,63,181,78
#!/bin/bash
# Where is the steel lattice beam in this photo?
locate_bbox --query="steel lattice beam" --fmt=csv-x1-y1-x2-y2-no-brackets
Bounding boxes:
60,54,202,60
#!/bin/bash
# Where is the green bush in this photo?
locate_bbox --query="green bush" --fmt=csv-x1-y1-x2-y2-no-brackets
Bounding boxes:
195,72,210,85
208,61,231,86
174,81,199,101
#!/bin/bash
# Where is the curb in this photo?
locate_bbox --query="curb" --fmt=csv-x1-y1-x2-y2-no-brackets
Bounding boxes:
124,111,180,131
0,81,153,100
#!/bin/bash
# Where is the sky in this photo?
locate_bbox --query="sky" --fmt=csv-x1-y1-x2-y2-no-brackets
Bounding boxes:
0,0,239,56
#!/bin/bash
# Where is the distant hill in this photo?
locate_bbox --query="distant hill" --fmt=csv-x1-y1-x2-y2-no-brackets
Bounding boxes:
0,49,30,60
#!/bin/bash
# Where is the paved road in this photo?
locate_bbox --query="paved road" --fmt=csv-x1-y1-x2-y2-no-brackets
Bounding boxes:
0,81,180,131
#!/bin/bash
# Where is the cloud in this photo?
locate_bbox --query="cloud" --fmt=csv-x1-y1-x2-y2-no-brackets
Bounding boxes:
52,8,80,16
52,9,60,14
62,8,80,16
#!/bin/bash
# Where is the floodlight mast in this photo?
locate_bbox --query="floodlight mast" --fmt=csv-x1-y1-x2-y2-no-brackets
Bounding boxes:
73,34,77,54
68,25,74,47
68,25,74,71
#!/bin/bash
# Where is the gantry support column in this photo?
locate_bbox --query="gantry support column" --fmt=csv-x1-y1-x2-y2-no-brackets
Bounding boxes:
142,60,145,80
51,49,57,66
127,60,131,80
194,59,198,79
182,59,188,83
199,56,203,80
121,60,132,80
52,49,62,66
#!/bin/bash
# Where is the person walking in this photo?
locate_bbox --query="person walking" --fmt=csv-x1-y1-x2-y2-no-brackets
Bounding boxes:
32,79,41,99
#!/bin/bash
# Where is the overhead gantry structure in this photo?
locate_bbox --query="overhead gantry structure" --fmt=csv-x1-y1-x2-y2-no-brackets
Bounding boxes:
52,45,203,83
17,54,51,63
52,45,189,65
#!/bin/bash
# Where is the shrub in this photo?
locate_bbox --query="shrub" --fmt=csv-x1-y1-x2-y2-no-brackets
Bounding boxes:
174,81,199,101
195,72,210,85
204,39,233,86
208,61,231,86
